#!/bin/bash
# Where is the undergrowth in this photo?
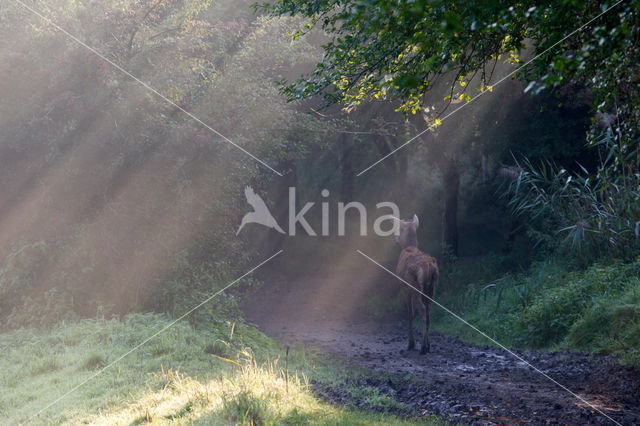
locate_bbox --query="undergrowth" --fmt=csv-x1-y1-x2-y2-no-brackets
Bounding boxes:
432,256,640,367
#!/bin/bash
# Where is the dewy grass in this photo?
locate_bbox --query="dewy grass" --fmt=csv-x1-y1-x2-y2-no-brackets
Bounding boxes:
0,313,437,425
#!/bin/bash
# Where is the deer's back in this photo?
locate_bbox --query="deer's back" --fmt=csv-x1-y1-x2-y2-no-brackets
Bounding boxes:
396,247,438,298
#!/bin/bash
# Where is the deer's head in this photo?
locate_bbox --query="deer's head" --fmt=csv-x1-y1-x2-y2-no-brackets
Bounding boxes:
394,214,419,249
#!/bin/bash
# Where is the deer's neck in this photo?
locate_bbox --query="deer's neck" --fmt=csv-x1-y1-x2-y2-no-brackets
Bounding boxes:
402,232,418,249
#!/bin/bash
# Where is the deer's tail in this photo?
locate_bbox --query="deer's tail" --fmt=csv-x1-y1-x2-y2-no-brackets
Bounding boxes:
416,263,438,299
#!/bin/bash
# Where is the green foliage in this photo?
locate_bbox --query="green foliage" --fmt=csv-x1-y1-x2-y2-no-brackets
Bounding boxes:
4,288,78,329
434,256,640,366
433,256,566,345
262,0,531,113
148,249,248,326
265,0,639,268
0,240,82,327
0,235,248,329
505,129,640,264
264,0,639,133
0,0,327,327
566,284,640,366
511,261,640,347
346,386,408,412
437,253,519,308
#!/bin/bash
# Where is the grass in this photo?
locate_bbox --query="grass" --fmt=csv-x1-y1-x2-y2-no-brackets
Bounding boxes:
0,313,440,425
430,256,640,367
345,386,409,412
566,283,640,366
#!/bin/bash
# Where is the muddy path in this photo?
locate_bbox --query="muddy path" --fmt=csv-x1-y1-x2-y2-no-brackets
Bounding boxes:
245,268,640,424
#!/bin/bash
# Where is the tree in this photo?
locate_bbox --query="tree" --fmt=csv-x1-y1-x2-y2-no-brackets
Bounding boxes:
263,0,640,256
0,0,324,324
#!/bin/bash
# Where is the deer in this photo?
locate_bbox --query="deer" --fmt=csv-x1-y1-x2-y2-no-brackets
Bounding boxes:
394,215,439,354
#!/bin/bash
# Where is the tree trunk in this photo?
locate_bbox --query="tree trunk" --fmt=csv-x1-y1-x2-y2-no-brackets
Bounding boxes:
394,121,410,210
266,161,296,252
340,134,354,202
442,159,459,257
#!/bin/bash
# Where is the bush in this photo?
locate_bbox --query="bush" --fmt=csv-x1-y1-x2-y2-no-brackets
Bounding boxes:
505,132,640,265
510,260,640,348
433,255,640,367
566,283,640,366
432,257,568,346
4,288,78,329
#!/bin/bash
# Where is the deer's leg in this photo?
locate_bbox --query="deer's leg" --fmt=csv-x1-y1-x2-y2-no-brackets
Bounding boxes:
406,293,415,351
419,299,431,354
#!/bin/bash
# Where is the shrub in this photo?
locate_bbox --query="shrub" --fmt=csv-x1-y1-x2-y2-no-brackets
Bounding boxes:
433,255,640,366
432,258,566,346
505,131,640,265
4,287,78,329
566,283,640,366
510,260,640,347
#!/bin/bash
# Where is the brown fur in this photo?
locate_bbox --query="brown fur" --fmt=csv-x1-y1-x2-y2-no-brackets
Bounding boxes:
395,217,439,354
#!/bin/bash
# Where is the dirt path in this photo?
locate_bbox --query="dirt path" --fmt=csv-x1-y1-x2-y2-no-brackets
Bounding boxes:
245,268,640,424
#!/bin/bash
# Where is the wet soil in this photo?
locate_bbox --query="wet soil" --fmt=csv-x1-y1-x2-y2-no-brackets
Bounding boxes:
245,268,640,424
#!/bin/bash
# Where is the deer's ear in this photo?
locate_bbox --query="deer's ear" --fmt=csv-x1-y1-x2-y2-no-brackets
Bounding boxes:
412,214,419,228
